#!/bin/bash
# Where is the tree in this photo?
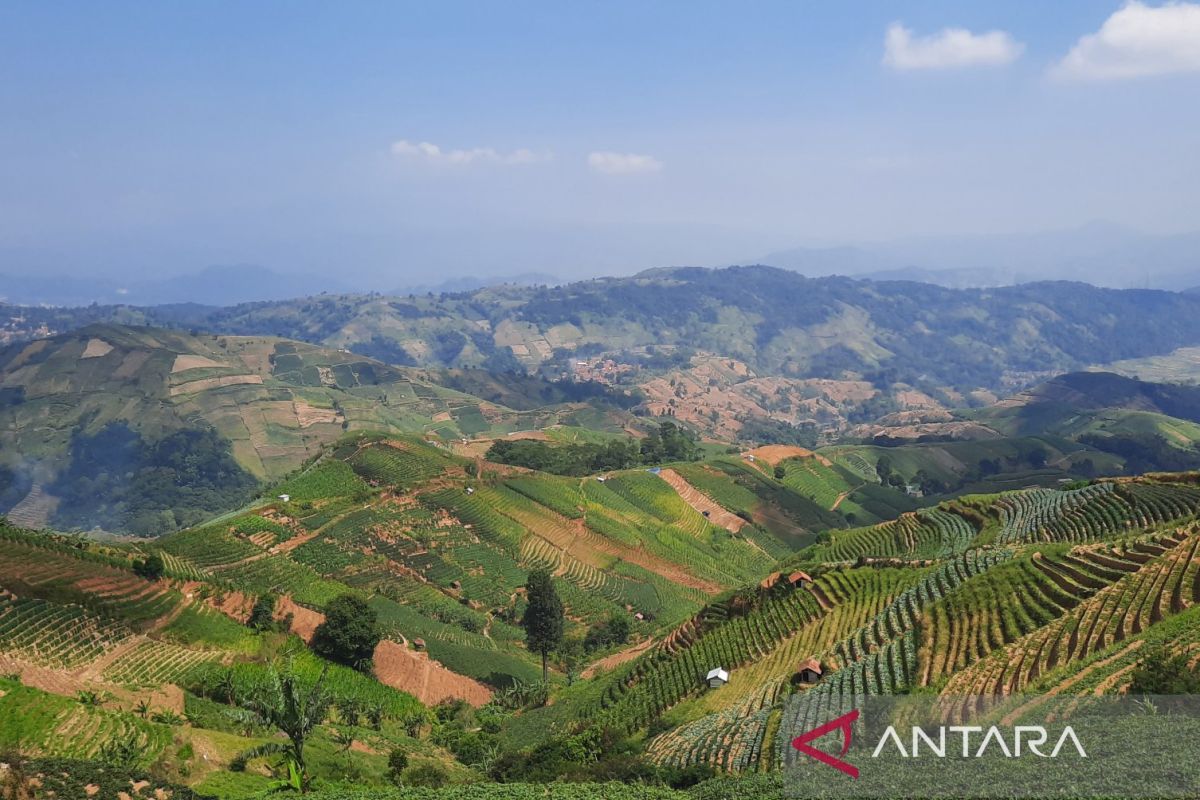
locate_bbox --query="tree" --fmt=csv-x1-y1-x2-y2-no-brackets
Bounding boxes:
248,594,278,631
233,663,331,793
521,568,564,681
773,464,787,480
311,594,380,670
388,747,409,786
133,552,164,581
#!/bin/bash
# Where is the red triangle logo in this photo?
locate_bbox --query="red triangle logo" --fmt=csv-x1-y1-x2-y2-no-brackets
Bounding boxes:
791,708,860,779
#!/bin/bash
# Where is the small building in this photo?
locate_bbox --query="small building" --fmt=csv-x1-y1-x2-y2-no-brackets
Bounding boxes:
412,638,426,651
788,570,813,588
795,658,823,684
450,580,462,590
465,486,475,495
278,494,291,502
596,476,607,482
634,612,645,621
706,667,729,688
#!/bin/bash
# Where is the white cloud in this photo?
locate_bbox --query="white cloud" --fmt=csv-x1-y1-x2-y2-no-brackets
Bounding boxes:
1053,1,1200,80
390,139,545,166
586,151,663,175
883,22,1023,70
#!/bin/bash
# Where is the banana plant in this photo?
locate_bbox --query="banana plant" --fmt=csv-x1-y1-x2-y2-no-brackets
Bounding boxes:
233,661,331,793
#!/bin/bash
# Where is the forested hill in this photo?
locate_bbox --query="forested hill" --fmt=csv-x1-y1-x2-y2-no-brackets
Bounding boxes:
9,267,1200,395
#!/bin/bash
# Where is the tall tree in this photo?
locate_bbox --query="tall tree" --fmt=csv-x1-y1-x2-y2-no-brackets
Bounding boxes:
521,568,564,681
234,663,331,793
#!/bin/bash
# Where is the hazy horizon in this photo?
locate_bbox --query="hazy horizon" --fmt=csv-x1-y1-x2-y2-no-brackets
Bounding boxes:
4,1,1200,287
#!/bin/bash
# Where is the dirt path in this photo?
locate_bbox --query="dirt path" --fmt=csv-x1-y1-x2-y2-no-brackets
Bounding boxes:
581,637,657,679
657,469,745,533
830,490,852,511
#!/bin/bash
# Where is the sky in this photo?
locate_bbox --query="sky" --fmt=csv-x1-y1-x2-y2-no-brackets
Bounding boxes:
2,1,1200,287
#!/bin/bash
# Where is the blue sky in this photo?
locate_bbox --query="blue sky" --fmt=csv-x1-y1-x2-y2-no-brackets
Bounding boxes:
2,1,1199,285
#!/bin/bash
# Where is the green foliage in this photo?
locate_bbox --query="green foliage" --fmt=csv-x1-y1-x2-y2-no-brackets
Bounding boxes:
583,613,631,653
249,593,279,631
387,747,409,784
312,594,382,670
487,422,697,477
522,569,565,680
49,422,257,536
233,662,333,793
1128,643,1200,695
133,551,165,580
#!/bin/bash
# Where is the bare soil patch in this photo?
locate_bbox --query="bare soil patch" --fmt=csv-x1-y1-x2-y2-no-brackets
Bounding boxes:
372,639,492,707
171,354,226,373
275,596,324,643
168,374,263,396
81,339,114,359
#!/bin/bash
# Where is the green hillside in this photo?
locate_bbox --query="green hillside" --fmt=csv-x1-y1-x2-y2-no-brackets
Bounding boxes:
0,325,634,535
3,423,1200,798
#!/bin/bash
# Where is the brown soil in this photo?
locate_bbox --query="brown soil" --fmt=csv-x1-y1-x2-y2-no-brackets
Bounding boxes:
294,400,340,428
269,530,320,556
81,339,115,359
747,445,820,466
275,596,324,643
372,639,493,707
657,469,745,533
170,354,226,373
168,374,264,396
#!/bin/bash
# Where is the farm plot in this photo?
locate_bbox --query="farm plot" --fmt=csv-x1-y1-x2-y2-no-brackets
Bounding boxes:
347,439,463,487
0,592,132,669
102,639,225,686
0,680,170,767
941,527,1200,698
807,506,977,563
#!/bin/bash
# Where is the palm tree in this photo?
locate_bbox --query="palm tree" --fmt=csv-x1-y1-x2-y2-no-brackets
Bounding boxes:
234,663,331,793
216,669,238,706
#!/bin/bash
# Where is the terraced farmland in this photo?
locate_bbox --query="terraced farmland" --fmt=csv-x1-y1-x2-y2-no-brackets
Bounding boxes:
942,527,1200,698
0,592,132,669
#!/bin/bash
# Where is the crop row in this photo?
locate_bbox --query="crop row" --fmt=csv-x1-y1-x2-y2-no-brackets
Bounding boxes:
942,527,1200,697
0,681,170,767
647,686,777,772
835,548,1012,669
0,593,131,669
102,639,224,686
810,506,976,563
777,630,918,767
994,481,1200,546
347,441,457,487
586,587,827,733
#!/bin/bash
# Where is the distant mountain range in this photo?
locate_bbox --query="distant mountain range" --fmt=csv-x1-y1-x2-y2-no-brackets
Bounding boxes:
0,265,561,308
759,222,1200,290
9,266,1200,398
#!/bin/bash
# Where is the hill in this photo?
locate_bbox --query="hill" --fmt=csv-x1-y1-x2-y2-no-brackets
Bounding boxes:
11,268,1200,443
0,325,633,535
3,430,1200,796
